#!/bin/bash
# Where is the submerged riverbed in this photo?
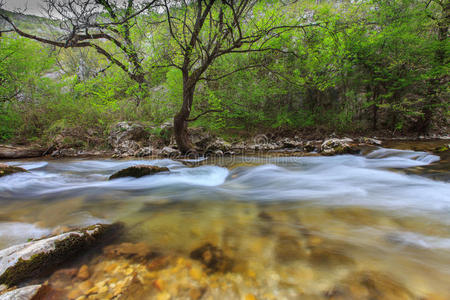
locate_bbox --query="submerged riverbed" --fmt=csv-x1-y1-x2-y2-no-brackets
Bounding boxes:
0,143,449,299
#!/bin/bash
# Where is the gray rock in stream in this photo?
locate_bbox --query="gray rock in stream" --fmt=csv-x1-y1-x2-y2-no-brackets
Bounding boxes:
320,138,359,155
0,284,48,300
0,223,123,286
109,165,169,180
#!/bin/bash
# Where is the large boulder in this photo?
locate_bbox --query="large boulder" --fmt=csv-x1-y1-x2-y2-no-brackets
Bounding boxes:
0,145,44,159
320,138,359,155
108,122,150,157
0,164,27,178
0,223,122,286
109,165,169,180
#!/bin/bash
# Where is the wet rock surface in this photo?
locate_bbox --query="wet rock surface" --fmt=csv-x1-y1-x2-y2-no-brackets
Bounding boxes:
320,138,359,155
0,223,122,286
0,164,27,178
0,284,49,300
109,165,169,180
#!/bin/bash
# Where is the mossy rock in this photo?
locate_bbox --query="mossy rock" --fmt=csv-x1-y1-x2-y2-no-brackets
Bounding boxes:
434,145,449,153
0,164,27,178
109,165,169,180
0,223,123,286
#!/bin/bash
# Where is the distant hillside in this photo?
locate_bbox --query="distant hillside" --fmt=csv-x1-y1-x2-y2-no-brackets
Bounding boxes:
0,8,62,34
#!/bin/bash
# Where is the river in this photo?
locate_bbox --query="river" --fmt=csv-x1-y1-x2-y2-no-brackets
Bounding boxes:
0,143,449,299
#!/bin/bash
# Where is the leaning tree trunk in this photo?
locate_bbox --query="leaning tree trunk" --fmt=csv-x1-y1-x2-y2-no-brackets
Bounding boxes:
174,78,196,153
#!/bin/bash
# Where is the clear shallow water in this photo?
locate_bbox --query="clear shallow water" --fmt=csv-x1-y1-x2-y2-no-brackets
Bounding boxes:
1,147,449,299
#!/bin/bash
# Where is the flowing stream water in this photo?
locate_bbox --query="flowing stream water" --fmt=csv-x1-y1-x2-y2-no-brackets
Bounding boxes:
0,144,449,299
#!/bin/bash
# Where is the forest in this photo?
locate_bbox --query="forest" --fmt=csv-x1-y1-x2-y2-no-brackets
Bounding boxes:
1,1,450,300
0,0,448,152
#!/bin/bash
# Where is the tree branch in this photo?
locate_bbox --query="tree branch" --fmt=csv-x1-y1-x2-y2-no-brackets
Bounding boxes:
187,109,223,122
199,63,262,81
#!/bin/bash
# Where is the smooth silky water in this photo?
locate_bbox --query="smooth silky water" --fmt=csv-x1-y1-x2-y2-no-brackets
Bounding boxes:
0,144,449,299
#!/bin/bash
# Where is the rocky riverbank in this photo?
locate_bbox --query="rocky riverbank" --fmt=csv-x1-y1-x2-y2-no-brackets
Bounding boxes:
1,121,449,160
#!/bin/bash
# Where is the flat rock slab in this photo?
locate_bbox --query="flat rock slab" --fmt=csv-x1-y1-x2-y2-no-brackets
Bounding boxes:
0,223,122,286
0,145,44,159
0,164,27,178
109,165,169,180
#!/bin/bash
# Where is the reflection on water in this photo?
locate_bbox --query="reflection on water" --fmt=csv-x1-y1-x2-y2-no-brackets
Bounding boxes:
0,146,449,299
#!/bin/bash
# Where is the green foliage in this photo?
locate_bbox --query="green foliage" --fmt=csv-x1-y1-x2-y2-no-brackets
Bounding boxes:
0,0,448,144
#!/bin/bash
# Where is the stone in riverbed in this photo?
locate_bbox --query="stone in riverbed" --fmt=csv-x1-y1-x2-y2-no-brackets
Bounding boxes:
103,242,156,260
49,268,78,289
0,223,123,286
326,270,414,300
0,164,27,178
190,243,233,273
274,234,309,263
109,165,169,180
77,265,90,280
309,247,354,266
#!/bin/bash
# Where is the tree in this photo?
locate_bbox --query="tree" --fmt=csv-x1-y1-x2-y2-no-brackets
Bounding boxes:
0,0,158,93
417,0,449,133
159,0,310,153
